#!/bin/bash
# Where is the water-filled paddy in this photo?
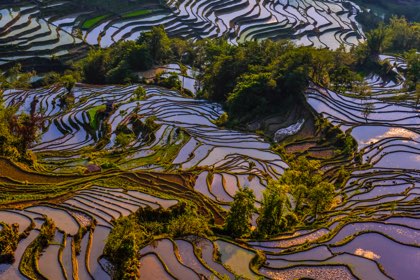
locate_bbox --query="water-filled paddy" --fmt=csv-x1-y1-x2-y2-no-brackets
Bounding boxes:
0,0,419,277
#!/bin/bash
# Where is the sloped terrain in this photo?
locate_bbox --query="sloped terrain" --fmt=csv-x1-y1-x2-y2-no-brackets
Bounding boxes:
1,55,419,278
0,0,365,67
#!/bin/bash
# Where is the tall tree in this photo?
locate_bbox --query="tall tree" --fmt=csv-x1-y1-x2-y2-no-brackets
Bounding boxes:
405,50,420,91
257,181,290,237
137,25,171,64
225,187,256,238
366,24,388,57
308,182,335,217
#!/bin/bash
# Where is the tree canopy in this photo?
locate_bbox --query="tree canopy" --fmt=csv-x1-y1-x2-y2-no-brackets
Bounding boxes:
224,187,256,238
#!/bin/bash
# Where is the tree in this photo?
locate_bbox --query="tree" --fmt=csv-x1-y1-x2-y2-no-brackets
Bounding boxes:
279,157,330,216
257,181,290,237
362,102,374,122
155,72,181,90
104,217,143,279
292,184,308,212
387,17,420,52
167,212,211,237
202,50,240,102
133,86,147,100
60,74,77,93
38,218,56,248
171,38,189,62
0,102,19,159
79,49,110,84
115,131,135,147
280,157,323,191
179,63,188,95
0,223,20,263
224,187,256,238
212,112,228,126
308,182,335,217
0,94,43,161
9,110,43,156
137,26,171,64
1,63,34,90
124,41,153,71
366,24,388,57
308,48,335,86
226,72,276,120
405,50,420,91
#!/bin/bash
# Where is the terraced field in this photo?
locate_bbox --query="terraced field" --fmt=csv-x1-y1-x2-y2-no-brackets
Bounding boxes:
0,3,87,67
1,1,419,279
0,0,365,66
3,84,287,203
253,57,419,279
1,52,419,279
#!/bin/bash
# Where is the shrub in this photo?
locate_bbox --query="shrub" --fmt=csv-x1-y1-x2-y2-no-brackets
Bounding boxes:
0,223,20,263
133,86,147,100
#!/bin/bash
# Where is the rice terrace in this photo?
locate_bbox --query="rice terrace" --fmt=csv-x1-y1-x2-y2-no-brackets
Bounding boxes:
0,0,419,279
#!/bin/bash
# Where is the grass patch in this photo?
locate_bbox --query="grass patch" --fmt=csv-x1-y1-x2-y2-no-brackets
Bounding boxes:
82,15,110,29
87,104,106,129
122,9,151,18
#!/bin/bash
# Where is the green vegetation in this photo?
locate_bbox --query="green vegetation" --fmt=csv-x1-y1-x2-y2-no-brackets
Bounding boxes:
279,157,335,216
212,112,229,127
63,28,360,125
82,15,110,29
223,157,338,239
224,187,256,238
256,181,292,237
0,63,34,90
0,94,43,163
87,104,106,129
354,17,420,94
20,218,56,279
104,202,211,279
61,19,417,127
133,85,147,100
0,12,418,280
122,9,151,18
199,40,359,117
0,223,20,263
405,49,420,92
0,65,45,163
360,17,420,56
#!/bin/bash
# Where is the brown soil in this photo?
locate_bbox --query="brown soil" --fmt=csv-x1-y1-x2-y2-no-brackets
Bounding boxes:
0,157,80,184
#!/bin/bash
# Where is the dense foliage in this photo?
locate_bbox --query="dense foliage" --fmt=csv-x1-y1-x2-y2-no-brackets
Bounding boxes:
60,20,418,126
258,159,335,236
223,157,338,239
0,223,20,263
360,17,420,56
256,181,293,237
279,157,335,216
0,67,43,163
224,187,256,238
104,202,211,279
66,28,364,124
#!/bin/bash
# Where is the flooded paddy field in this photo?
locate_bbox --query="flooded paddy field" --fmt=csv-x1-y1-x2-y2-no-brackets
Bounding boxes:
0,0,364,67
0,68,418,278
0,1,419,280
